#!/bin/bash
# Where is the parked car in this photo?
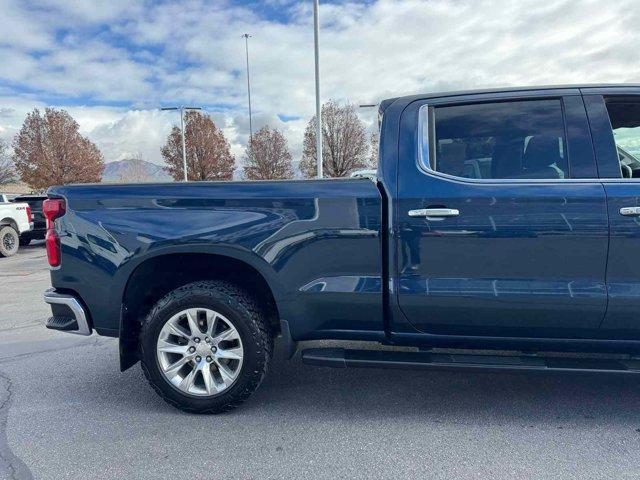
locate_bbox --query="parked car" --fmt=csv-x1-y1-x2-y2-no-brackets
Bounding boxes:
43,84,640,413
0,199,32,257
12,194,47,246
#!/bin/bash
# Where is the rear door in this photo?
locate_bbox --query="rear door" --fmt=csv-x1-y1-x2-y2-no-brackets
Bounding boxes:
584,89,640,333
395,90,609,338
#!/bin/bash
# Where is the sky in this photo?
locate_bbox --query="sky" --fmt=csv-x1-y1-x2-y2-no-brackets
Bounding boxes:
0,0,639,170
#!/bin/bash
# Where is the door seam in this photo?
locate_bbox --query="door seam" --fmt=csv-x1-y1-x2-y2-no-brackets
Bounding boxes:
598,181,611,329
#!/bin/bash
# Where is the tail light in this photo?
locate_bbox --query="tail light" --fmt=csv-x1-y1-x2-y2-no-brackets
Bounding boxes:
26,205,32,223
43,199,66,267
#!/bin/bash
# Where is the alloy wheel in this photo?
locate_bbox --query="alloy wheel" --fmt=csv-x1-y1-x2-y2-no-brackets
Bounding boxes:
156,308,244,396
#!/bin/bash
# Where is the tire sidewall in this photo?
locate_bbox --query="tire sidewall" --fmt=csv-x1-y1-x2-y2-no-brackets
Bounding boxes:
0,226,19,257
141,286,266,411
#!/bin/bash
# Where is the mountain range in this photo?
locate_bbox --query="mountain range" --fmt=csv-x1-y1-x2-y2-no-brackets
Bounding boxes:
102,158,171,183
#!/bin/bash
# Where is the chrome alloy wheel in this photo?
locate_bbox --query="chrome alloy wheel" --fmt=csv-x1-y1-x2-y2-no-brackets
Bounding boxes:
156,308,244,396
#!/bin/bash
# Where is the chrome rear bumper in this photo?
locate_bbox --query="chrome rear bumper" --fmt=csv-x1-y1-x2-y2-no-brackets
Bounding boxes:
43,289,92,336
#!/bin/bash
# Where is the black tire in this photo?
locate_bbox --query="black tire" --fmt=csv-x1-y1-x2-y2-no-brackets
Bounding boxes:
19,235,31,246
139,280,273,414
0,226,19,257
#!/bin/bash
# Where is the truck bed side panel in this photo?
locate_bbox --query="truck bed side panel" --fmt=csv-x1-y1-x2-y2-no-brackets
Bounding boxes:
48,180,383,340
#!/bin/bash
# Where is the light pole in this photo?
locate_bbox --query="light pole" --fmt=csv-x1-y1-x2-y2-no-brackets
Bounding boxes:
161,106,202,181
313,0,322,178
242,33,253,142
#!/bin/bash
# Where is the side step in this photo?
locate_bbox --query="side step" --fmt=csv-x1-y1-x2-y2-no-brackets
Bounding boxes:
301,348,640,375
46,315,79,331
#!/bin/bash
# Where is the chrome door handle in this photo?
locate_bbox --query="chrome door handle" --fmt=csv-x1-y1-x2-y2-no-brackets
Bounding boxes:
408,208,460,218
620,207,640,216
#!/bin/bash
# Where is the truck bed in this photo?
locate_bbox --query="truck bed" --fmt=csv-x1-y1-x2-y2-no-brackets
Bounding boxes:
48,178,384,340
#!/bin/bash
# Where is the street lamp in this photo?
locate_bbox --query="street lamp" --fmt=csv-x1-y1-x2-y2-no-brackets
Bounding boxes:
160,106,202,181
242,33,253,142
313,0,322,178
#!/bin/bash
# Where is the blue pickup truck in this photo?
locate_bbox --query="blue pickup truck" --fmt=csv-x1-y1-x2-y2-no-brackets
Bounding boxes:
44,84,640,413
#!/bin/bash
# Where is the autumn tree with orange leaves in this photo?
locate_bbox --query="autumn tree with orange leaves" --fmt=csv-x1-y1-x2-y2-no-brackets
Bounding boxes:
243,126,293,180
161,111,235,181
13,108,104,190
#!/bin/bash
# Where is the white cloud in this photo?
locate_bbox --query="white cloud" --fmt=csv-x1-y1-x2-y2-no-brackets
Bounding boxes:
75,109,174,163
0,0,54,51
0,0,639,173
0,96,46,143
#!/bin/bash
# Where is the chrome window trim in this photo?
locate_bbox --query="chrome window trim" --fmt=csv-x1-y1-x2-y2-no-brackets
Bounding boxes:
415,100,594,185
600,178,640,183
417,103,433,173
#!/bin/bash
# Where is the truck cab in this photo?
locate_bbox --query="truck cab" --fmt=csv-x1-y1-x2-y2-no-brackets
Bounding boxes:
380,85,640,349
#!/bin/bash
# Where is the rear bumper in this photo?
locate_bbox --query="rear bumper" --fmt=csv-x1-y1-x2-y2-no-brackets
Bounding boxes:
43,289,92,336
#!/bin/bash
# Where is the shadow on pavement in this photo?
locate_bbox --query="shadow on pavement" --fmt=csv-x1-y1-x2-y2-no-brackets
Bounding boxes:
60,339,640,427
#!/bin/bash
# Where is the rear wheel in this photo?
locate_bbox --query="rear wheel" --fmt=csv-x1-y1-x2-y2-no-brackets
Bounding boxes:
0,226,19,257
139,281,272,414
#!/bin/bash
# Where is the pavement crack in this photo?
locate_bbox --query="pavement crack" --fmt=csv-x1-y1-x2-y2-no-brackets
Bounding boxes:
0,369,34,480
0,336,110,366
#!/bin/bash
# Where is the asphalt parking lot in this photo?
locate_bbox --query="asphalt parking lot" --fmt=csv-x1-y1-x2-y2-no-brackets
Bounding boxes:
2,245,640,479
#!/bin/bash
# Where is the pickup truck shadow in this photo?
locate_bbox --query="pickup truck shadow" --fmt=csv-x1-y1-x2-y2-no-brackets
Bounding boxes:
19,240,45,250
94,340,640,424
239,341,640,425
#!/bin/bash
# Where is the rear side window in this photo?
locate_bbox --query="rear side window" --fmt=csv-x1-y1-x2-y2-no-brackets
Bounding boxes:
419,99,569,180
604,98,640,179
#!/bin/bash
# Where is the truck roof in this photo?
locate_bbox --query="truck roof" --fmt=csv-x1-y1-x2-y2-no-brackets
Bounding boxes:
380,83,640,112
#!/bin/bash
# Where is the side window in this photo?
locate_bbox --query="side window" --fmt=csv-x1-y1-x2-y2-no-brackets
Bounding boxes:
604,98,640,179
419,99,569,180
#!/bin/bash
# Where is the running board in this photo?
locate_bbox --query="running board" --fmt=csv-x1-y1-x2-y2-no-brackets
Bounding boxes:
301,348,640,375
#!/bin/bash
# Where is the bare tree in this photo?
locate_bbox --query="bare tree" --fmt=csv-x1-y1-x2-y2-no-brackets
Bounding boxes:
161,111,235,181
299,100,369,178
0,138,16,186
243,126,294,180
13,108,104,190
368,130,379,169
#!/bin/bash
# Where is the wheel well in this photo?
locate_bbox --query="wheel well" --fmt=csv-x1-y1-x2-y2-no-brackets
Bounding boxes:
0,218,18,231
120,253,281,370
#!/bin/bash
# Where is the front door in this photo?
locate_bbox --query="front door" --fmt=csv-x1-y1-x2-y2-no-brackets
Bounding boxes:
396,92,609,338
